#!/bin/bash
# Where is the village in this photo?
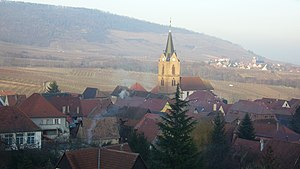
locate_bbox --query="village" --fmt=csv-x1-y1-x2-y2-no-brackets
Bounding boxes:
0,29,300,169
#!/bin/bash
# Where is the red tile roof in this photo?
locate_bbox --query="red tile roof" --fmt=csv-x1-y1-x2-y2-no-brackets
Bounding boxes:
57,147,146,169
135,113,161,143
0,90,16,96
49,95,82,117
80,98,112,117
180,76,214,91
0,106,40,133
18,93,65,118
130,82,147,92
233,137,260,152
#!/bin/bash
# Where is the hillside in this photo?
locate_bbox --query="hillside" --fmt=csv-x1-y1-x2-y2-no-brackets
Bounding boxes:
0,67,299,103
0,1,258,66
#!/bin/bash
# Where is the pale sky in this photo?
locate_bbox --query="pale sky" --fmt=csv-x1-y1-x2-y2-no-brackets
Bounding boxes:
13,0,300,64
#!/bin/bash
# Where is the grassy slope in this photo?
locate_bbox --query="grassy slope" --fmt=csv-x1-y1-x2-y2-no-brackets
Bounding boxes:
0,67,299,103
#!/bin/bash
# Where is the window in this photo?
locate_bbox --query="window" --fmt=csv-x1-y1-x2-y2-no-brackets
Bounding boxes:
16,133,24,145
162,66,164,75
172,65,175,75
161,78,164,86
4,134,13,145
172,79,176,86
53,118,61,125
27,133,35,145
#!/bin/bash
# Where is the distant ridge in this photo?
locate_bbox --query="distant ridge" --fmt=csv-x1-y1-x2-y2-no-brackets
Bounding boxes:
0,1,258,65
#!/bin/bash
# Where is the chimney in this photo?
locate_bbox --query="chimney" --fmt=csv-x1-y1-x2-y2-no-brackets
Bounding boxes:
77,106,80,114
67,106,70,113
276,121,279,131
120,144,124,151
62,106,66,114
260,138,264,151
213,104,217,111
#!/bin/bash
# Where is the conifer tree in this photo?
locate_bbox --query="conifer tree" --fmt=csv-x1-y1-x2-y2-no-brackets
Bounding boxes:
151,84,199,169
205,112,229,169
47,81,60,93
290,106,300,134
238,113,255,140
128,130,150,163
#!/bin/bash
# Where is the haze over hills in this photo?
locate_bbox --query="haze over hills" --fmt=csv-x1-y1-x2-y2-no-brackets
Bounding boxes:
0,1,260,67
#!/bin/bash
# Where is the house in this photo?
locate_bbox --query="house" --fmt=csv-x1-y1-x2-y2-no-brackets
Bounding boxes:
0,94,26,106
225,100,275,123
55,147,148,169
80,98,112,117
111,85,130,104
134,113,161,144
82,87,110,100
260,140,300,169
252,119,300,143
77,117,120,145
130,82,147,92
180,77,214,100
0,106,42,150
18,93,69,140
48,95,83,128
186,90,227,115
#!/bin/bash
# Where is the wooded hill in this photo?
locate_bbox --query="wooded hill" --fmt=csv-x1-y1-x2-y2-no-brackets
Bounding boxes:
0,1,258,66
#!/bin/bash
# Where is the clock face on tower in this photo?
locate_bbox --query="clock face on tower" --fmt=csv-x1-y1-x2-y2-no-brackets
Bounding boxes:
172,58,175,61
162,58,165,61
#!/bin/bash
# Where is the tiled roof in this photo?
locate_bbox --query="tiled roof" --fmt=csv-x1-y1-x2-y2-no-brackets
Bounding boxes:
130,82,147,92
253,120,300,142
263,140,300,169
150,85,159,94
5,94,26,106
0,106,40,133
233,138,260,152
135,113,161,143
111,85,129,97
18,93,65,118
104,143,132,152
57,147,146,169
0,90,16,96
77,117,119,141
49,95,82,117
180,76,214,91
82,87,109,99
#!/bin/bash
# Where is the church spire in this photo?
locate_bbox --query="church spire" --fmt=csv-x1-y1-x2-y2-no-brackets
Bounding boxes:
165,18,175,60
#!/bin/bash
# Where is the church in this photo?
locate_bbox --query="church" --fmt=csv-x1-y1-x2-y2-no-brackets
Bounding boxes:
152,27,213,99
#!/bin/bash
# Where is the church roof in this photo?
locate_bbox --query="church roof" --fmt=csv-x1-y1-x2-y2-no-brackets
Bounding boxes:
164,31,175,61
180,77,214,91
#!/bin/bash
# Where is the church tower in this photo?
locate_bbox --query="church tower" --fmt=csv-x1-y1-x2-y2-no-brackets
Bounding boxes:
157,26,180,94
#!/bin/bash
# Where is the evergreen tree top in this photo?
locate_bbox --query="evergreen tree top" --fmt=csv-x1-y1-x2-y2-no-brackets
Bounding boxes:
237,113,255,140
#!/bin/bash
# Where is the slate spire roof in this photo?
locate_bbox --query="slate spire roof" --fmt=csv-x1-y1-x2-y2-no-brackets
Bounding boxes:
164,30,175,60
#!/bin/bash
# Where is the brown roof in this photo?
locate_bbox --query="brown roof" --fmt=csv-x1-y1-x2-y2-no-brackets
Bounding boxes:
77,117,119,141
135,113,161,143
0,106,40,133
104,143,132,152
6,94,26,106
57,147,146,169
263,140,300,169
233,137,260,152
18,93,65,118
130,82,147,92
150,85,159,94
49,95,82,117
0,90,16,96
253,120,300,142
180,76,213,91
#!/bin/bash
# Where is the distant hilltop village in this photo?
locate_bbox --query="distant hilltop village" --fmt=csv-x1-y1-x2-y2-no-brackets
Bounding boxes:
208,56,300,72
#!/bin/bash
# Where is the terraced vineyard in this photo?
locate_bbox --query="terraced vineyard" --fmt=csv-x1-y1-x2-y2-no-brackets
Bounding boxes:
0,67,300,103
